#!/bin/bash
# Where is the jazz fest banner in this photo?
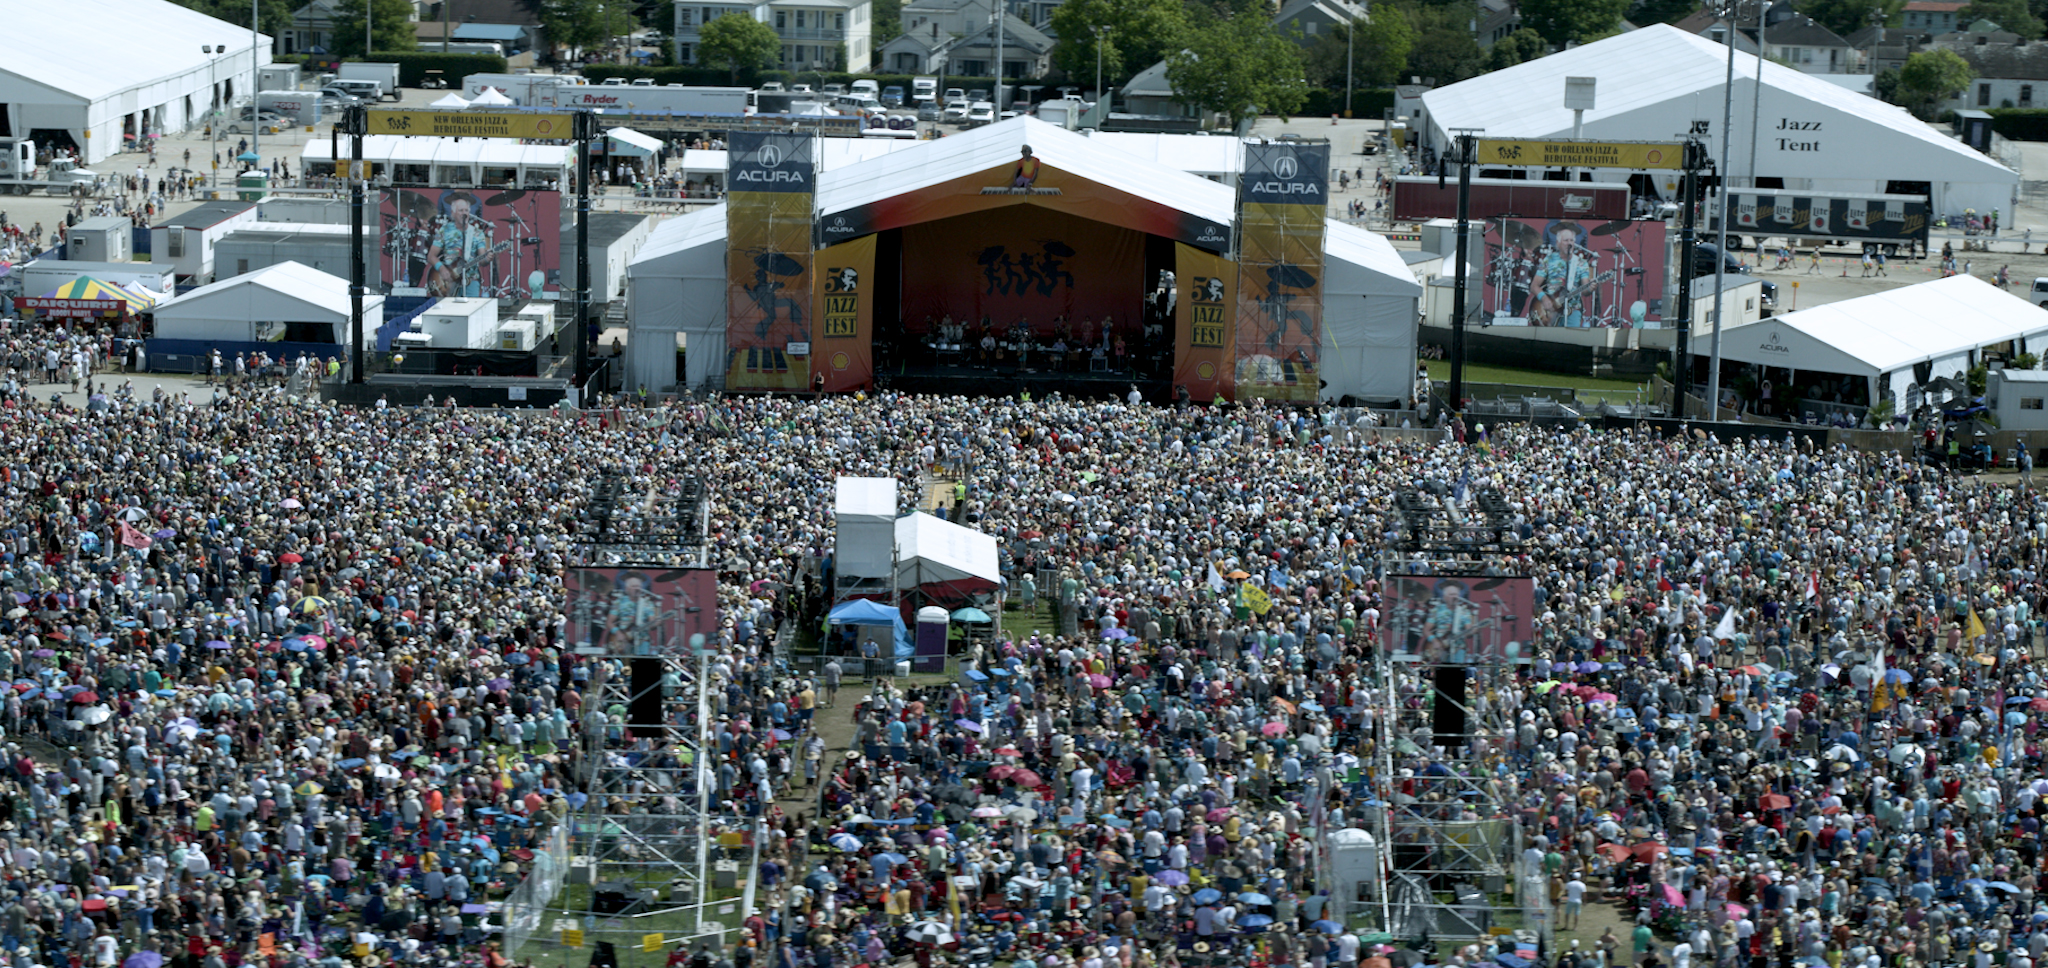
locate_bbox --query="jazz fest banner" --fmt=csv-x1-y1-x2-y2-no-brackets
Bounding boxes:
726,132,817,392
379,188,563,300
563,568,718,657
1480,217,1667,328
1234,143,1329,401
813,234,876,392
898,207,1144,336
1172,242,1236,403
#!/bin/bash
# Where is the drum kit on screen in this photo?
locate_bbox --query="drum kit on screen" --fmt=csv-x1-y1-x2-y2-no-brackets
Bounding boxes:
382,188,551,299
1482,217,1655,328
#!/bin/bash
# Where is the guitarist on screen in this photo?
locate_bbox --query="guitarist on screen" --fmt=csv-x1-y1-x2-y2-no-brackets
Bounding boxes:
1530,219,1592,328
425,191,495,297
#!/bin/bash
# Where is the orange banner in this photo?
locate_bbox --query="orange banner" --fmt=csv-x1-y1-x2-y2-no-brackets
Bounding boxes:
1234,200,1326,401
813,234,876,392
725,190,815,391
1173,242,1236,403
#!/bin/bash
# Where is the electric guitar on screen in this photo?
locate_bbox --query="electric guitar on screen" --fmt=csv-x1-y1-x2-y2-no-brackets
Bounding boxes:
428,241,512,297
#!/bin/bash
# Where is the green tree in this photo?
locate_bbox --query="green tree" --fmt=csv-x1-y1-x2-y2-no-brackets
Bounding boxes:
698,11,781,81
1517,0,1629,46
1165,10,1308,128
1874,65,1902,103
1800,0,1903,37
1626,0,1701,26
1897,47,1974,115
1962,0,2043,34
1400,2,1483,83
328,0,419,57
1048,0,1190,88
1299,13,1412,90
539,0,607,57
1484,27,1547,70
870,0,904,46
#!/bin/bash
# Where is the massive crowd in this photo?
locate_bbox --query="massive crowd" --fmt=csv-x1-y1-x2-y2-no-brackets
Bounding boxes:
0,375,2037,968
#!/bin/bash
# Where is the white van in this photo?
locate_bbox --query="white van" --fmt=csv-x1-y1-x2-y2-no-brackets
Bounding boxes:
850,79,879,96
835,93,884,115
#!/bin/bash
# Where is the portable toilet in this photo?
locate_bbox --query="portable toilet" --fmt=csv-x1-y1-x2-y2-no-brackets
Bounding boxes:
914,605,950,675
237,170,271,201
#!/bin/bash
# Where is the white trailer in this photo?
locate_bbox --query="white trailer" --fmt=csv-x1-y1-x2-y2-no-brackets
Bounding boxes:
557,86,751,116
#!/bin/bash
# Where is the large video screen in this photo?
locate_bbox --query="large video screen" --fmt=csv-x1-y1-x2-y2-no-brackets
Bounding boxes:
1382,574,1534,665
564,568,718,656
1481,218,1666,328
380,187,562,301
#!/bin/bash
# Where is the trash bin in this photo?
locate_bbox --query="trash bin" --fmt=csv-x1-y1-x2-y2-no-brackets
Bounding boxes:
236,170,270,200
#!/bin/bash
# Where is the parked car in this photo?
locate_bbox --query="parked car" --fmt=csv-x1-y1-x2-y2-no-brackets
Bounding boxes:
917,101,942,122
791,83,814,93
944,87,964,102
967,88,990,104
318,86,363,109
225,110,289,134
821,83,846,95
602,77,627,85
880,85,905,106
942,98,971,122
760,81,786,93
965,101,995,126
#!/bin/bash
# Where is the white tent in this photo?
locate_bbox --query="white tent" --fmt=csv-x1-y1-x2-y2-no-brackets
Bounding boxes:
606,127,662,157
1715,275,2048,408
1418,25,2018,215
627,117,1422,400
468,86,514,107
894,512,1000,594
0,0,269,163
834,477,899,583
150,261,383,344
428,92,472,109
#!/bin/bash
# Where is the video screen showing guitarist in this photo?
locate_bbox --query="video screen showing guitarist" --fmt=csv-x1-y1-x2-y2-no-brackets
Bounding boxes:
1530,219,1593,328
425,191,495,297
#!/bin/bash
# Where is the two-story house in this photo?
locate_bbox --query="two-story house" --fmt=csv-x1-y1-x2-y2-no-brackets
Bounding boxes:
877,0,1047,75
1272,0,1368,43
1757,14,1855,72
673,0,874,72
1903,0,1967,34
1945,33,2048,109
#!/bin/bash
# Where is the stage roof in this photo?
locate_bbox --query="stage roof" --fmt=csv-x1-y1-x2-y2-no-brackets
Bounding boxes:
1715,275,2048,379
815,116,1237,233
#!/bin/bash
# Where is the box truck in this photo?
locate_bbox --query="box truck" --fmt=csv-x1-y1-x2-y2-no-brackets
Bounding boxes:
557,86,751,115
256,91,323,127
337,62,402,99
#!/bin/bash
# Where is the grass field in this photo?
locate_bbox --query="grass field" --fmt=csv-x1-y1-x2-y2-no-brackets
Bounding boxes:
1420,359,1655,404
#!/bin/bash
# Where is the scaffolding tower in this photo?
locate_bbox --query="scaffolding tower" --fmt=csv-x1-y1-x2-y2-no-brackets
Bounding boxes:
563,466,741,939
1366,484,1550,947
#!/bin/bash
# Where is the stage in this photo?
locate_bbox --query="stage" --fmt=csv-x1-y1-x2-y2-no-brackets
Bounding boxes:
877,361,1171,401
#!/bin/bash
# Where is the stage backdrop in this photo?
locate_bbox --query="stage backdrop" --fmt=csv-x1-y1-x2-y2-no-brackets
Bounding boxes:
1235,143,1330,402
814,234,876,392
379,187,562,300
1173,242,1237,402
725,132,818,392
899,207,1144,337
1480,217,1667,328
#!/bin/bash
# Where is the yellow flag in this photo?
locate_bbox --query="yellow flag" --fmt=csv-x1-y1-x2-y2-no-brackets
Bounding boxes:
1871,681,1892,713
1240,582,1272,615
948,872,961,921
561,928,584,948
643,933,665,953
1967,609,1987,641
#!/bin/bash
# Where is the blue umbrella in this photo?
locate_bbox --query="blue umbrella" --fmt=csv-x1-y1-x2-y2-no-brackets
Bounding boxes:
123,952,165,968
1192,888,1223,905
1310,920,1343,934
1299,700,1324,712
2007,696,2034,705
1990,881,2021,893
876,852,908,865
153,690,175,698
337,757,365,768
237,151,261,162
828,833,862,850
285,640,308,652
1238,892,1272,905
1236,914,1274,928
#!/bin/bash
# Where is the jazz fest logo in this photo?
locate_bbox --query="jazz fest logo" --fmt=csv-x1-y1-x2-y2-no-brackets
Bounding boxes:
824,266,859,338
978,241,1076,297
1190,276,1227,348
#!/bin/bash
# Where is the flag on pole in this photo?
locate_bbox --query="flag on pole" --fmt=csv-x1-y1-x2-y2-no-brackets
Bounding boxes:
1207,563,1228,594
1712,604,1738,641
118,523,151,550
1804,570,1819,602
1967,608,1987,641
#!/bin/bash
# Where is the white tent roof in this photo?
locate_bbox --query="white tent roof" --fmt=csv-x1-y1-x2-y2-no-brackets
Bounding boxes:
634,201,728,270
151,261,383,341
1087,133,1243,178
1325,219,1424,298
1716,275,2048,378
835,477,898,523
469,86,514,106
817,116,1236,229
606,127,662,156
1419,24,2012,188
894,512,1000,589
0,0,268,104
429,92,472,109
301,136,572,169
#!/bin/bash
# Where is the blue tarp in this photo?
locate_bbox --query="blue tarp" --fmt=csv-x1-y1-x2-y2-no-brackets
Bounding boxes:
828,598,904,630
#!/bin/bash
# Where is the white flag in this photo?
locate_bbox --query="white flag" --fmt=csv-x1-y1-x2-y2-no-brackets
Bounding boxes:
1713,605,1738,641
1207,563,1228,594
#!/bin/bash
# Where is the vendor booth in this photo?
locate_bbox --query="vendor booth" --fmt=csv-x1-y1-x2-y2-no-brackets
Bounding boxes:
14,276,158,324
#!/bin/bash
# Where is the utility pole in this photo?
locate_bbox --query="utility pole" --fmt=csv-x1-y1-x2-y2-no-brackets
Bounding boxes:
1749,1,1768,188
345,104,367,384
251,0,261,172
442,0,450,53
1093,25,1106,103
1708,0,1738,420
575,109,595,405
1345,8,1355,117
1674,138,1705,411
995,1,1007,112
1447,129,1478,407
365,0,372,59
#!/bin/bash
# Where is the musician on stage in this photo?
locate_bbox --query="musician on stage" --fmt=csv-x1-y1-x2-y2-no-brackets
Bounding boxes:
425,191,495,298
1531,220,1592,328
1420,578,1478,664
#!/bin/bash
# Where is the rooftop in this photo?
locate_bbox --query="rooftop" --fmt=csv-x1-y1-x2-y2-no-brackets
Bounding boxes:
160,201,257,229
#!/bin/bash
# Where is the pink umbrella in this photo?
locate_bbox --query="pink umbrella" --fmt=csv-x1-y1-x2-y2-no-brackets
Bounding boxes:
1660,884,1684,907
1592,692,1618,703
1725,903,1748,917
1261,722,1287,737
1087,674,1111,688
1207,807,1232,822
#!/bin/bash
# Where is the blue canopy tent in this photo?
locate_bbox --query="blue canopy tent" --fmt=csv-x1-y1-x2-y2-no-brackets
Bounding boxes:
827,598,915,660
